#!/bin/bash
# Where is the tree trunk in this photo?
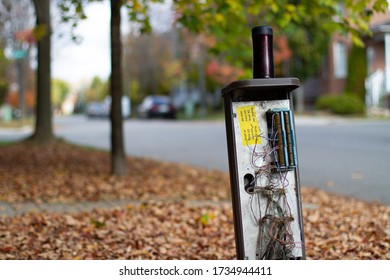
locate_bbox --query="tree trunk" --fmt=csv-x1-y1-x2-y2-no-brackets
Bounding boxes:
110,0,127,175
31,0,54,143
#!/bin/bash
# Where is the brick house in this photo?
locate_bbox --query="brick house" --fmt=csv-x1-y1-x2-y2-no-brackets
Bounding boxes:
302,5,390,111
364,10,390,109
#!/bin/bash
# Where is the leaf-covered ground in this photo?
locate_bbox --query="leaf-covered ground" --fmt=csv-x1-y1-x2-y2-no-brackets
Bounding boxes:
0,141,389,259
0,141,230,203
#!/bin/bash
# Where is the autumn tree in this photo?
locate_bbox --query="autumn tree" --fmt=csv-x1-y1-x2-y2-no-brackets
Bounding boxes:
109,0,125,175
124,31,174,99
61,0,155,176
0,0,34,112
175,0,388,79
61,0,388,176
27,0,54,142
85,76,108,102
52,79,70,110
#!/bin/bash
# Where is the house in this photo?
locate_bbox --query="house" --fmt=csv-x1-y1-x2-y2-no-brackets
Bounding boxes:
302,33,351,109
303,5,390,113
365,11,390,111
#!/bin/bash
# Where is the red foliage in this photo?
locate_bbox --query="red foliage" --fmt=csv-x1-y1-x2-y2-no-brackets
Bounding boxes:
206,60,243,86
274,36,292,65
15,29,35,44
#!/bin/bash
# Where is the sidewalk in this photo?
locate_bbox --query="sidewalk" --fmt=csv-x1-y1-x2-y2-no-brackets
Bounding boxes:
0,125,32,142
0,199,318,217
0,199,136,217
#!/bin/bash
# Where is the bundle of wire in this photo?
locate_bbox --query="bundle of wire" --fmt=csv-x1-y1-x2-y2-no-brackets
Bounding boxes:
246,113,296,260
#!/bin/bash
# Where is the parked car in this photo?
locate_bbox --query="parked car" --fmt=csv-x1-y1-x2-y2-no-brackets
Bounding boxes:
86,101,109,118
86,96,131,118
137,96,176,119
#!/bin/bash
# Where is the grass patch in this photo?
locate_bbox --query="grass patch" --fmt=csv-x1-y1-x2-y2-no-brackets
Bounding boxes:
0,118,34,128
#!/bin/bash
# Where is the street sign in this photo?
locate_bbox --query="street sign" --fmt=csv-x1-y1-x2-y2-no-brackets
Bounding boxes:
11,49,27,60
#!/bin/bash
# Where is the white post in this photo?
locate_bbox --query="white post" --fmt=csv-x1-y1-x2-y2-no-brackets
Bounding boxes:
384,33,390,94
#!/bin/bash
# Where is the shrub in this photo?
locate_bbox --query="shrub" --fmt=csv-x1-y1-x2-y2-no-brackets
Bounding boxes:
315,94,338,111
330,94,365,115
316,93,365,115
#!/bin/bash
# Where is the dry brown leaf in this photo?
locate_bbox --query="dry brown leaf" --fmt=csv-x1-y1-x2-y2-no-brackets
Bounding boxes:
0,141,389,260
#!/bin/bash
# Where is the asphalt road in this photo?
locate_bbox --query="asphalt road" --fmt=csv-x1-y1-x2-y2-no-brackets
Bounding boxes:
296,118,390,205
2,115,390,204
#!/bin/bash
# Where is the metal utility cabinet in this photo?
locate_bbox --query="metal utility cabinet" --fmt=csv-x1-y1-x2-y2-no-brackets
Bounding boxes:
222,26,306,260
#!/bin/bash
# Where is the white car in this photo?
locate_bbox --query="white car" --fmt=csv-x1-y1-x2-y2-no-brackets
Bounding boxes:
86,96,131,118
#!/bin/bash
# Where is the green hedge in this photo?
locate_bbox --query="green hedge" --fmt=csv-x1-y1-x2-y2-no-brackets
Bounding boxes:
346,45,367,101
316,93,365,115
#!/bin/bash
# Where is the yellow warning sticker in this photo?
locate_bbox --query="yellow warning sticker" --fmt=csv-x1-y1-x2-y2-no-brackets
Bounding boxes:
237,105,261,146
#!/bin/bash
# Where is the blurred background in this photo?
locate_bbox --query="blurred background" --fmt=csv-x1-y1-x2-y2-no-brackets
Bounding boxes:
1,0,389,204
2,0,390,120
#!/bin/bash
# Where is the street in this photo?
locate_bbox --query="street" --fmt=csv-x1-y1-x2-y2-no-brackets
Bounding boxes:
2,114,390,204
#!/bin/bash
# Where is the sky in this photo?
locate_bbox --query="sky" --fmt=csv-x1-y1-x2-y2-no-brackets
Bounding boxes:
52,1,173,86
52,2,111,85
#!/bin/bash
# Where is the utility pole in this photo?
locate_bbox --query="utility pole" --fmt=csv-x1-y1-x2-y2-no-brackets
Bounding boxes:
11,49,27,121
222,26,305,260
